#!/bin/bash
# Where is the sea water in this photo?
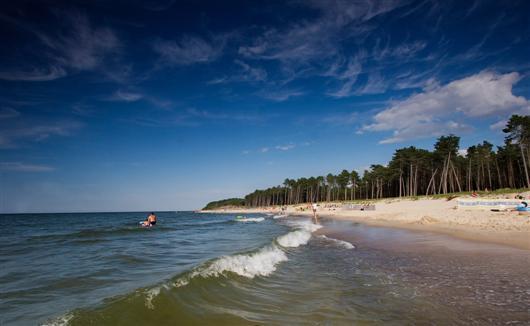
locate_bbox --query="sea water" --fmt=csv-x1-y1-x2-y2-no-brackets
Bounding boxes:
0,212,528,325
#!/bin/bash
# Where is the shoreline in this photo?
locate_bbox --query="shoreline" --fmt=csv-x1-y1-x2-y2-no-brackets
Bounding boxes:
201,197,530,250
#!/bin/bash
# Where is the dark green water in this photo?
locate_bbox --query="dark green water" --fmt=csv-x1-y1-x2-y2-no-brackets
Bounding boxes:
1,212,528,325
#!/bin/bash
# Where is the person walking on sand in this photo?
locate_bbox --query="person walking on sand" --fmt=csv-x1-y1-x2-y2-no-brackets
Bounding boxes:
311,202,318,224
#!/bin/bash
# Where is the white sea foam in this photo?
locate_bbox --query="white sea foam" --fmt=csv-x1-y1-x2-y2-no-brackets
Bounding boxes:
145,286,161,309
172,219,320,290
319,235,355,249
41,313,74,326
286,219,322,232
174,245,287,287
276,219,322,247
276,230,312,247
273,214,288,219
235,217,265,222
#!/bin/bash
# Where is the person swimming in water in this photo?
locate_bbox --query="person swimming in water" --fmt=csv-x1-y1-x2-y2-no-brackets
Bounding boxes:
141,212,157,227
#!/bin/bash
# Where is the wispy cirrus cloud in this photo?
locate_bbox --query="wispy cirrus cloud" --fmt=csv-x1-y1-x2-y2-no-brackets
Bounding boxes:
373,40,427,61
105,90,175,110
234,0,409,96
361,71,530,144
0,162,55,172
0,107,20,119
40,11,120,71
258,88,304,102
153,35,226,66
275,143,296,151
0,10,121,81
207,60,267,85
244,142,301,154
0,66,67,82
239,0,406,64
109,90,144,102
356,72,388,95
326,56,363,98
126,107,270,128
0,121,82,148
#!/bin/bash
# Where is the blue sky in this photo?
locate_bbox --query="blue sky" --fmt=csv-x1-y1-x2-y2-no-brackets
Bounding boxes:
1,0,529,213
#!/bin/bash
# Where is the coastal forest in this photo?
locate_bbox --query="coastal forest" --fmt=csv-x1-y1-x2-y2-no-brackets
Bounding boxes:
206,115,530,209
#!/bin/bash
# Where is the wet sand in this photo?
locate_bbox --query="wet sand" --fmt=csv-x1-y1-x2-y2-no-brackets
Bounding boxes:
319,218,530,324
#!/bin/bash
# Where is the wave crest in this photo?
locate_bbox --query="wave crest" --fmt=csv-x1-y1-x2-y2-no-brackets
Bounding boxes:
174,245,287,288
235,217,265,223
277,230,311,247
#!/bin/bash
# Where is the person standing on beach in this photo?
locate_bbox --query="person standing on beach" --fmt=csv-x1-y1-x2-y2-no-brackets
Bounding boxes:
312,203,318,224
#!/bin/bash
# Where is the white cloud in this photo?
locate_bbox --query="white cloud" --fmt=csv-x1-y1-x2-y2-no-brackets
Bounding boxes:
234,60,267,82
153,35,225,65
258,89,304,102
275,144,296,151
458,148,468,157
244,142,307,154
110,90,144,102
208,60,267,85
0,66,67,82
0,162,55,172
362,71,530,143
49,12,120,71
378,121,472,144
490,119,507,131
238,1,405,65
0,11,120,81
207,76,229,85
326,57,363,98
0,121,81,148
356,72,388,95
373,40,427,61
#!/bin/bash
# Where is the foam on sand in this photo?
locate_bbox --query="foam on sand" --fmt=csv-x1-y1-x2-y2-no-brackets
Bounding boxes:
41,313,74,326
319,235,355,249
145,286,161,309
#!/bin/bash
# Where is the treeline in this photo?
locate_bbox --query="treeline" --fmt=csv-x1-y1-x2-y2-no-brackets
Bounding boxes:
203,198,245,210
204,115,529,209
241,115,530,207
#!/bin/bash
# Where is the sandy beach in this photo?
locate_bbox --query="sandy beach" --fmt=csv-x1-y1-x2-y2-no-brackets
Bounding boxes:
202,195,530,250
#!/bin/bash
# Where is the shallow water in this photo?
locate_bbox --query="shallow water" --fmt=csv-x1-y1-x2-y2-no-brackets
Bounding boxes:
1,212,528,325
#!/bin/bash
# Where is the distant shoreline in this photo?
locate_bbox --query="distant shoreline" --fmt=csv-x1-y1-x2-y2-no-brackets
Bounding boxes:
201,195,530,250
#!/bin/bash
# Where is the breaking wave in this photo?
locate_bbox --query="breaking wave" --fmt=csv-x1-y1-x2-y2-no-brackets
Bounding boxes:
173,245,287,290
276,230,311,247
234,217,265,223
319,235,355,249
144,218,322,308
